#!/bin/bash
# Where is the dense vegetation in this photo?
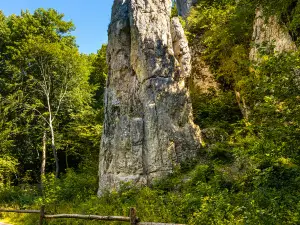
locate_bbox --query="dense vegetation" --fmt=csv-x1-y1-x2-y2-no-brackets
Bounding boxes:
1,0,300,224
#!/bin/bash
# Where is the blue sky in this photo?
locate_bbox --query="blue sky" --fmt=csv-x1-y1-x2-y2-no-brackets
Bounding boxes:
1,0,113,54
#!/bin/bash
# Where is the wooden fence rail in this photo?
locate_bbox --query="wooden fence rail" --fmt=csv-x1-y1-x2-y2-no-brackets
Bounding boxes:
44,214,130,221
0,207,185,225
0,209,40,214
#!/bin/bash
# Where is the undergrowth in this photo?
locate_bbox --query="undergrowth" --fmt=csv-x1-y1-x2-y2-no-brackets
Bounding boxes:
2,0,300,224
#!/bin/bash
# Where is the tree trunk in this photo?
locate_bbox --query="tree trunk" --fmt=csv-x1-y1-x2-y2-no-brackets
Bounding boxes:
40,130,47,195
41,130,47,177
235,90,250,121
47,95,59,178
50,122,59,178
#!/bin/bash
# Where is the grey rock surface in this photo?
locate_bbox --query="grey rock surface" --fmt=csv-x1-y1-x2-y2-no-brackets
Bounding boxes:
98,0,202,195
250,6,297,61
176,0,197,17
190,41,219,94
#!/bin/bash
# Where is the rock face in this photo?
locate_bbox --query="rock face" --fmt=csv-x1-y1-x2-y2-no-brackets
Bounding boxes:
190,42,219,93
176,0,198,17
250,6,297,61
98,0,202,195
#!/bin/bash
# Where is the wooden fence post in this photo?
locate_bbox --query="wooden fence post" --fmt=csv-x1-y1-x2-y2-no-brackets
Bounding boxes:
130,207,137,225
39,205,45,225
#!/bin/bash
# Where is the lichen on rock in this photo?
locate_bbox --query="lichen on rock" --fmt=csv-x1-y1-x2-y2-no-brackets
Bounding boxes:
98,0,202,196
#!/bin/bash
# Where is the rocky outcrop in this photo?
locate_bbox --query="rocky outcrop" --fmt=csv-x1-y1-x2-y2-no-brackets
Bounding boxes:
176,0,198,17
250,7,297,61
175,0,218,93
190,42,218,93
98,0,202,195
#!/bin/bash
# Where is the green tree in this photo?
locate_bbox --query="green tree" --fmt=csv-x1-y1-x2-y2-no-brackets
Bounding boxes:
20,37,91,178
0,9,94,181
89,44,108,110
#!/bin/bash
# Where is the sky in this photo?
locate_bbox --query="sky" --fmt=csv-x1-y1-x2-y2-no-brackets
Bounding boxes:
1,0,113,54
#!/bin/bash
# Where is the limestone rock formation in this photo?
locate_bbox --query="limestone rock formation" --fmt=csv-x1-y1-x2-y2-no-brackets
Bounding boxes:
190,42,219,94
98,0,202,195
176,0,198,17
250,7,297,61
175,0,218,93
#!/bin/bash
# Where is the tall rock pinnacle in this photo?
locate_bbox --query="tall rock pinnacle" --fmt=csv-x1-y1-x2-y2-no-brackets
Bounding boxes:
98,0,202,195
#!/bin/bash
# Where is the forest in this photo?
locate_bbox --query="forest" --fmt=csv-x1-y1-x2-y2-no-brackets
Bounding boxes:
1,0,300,224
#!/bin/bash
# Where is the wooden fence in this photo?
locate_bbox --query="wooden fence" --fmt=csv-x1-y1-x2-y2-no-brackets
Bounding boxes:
0,207,185,225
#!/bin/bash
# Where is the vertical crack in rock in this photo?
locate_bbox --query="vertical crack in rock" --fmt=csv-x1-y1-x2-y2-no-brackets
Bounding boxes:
250,6,297,61
98,0,202,196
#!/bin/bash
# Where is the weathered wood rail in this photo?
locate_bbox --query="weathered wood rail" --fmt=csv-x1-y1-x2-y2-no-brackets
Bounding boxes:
0,207,185,225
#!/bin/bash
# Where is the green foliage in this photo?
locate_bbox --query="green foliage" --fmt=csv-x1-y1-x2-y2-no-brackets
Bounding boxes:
6,154,300,224
171,0,179,18
191,90,242,130
0,8,105,183
256,0,300,45
0,185,38,208
88,44,108,122
187,0,255,87
243,51,300,163
2,2,300,225
0,156,18,187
